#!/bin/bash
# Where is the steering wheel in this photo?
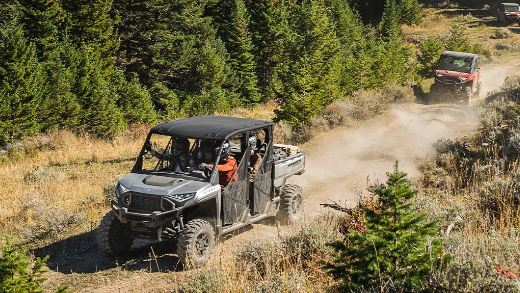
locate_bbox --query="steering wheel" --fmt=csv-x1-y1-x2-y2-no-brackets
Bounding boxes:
198,163,213,178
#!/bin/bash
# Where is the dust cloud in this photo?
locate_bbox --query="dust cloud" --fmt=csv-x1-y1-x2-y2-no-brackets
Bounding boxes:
479,61,520,97
290,103,479,217
291,59,520,218
290,59,520,218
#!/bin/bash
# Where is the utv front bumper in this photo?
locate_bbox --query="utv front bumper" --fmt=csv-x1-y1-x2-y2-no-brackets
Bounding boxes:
111,200,181,228
434,81,472,96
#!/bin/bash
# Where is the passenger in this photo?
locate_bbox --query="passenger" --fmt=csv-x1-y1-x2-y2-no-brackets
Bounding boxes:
248,136,262,177
145,137,192,172
170,137,193,172
198,140,238,187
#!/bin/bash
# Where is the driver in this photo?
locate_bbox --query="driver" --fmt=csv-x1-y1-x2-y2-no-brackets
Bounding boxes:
145,137,192,172
198,140,238,187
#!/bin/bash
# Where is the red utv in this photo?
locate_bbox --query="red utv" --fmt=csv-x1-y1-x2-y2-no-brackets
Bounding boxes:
497,3,520,25
429,51,481,104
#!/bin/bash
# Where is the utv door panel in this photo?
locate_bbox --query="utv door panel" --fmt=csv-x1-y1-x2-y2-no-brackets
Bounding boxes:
222,155,250,225
252,142,273,214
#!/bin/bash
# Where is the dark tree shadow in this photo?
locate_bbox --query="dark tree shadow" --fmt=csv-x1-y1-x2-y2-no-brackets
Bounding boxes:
509,27,520,34
33,231,182,274
32,223,261,274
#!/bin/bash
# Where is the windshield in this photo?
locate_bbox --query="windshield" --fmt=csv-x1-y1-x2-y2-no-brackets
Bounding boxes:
505,5,519,12
140,134,223,181
438,56,473,73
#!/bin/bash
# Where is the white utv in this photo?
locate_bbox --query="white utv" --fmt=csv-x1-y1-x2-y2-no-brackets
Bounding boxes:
97,116,305,269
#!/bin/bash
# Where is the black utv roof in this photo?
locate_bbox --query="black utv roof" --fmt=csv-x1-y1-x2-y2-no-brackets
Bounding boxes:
441,51,478,60
150,115,274,139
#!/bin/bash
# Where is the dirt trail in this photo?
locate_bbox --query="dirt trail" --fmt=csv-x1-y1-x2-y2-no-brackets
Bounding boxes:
292,103,478,216
45,58,520,292
292,57,520,217
480,58,520,97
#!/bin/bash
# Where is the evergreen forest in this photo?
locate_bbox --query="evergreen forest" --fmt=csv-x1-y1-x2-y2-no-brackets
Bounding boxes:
0,0,421,144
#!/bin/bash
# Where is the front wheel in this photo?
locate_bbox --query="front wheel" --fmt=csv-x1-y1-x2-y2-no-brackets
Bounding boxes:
97,212,134,256
177,219,215,269
277,184,304,225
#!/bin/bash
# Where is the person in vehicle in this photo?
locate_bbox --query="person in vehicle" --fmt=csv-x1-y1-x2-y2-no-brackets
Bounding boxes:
198,140,238,187
248,136,262,178
145,137,192,172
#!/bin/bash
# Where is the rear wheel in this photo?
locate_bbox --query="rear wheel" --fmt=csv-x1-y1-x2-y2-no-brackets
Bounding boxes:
97,212,134,256
277,184,304,225
177,219,215,269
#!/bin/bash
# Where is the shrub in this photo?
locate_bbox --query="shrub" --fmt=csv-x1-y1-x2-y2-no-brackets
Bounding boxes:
17,196,83,243
494,28,513,39
418,36,444,77
327,167,445,291
0,245,47,293
286,85,415,144
430,231,520,292
236,220,339,277
178,268,228,293
504,75,520,88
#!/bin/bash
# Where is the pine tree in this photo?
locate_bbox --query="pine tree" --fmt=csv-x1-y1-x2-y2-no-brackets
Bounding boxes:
227,0,260,106
1,1,22,26
62,0,119,65
117,73,157,124
38,38,82,130
0,245,48,292
418,36,445,77
246,0,293,100
74,45,124,139
19,0,65,54
380,0,400,39
398,0,420,25
275,0,342,126
327,166,445,291
114,0,231,112
0,22,45,145
327,0,367,94
378,0,412,85
149,82,180,120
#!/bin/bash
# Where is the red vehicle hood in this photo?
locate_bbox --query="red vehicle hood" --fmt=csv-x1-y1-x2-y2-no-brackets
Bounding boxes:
435,70,474,80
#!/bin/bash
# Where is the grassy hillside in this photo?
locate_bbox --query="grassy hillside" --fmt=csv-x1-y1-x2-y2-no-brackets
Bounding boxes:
1,4,520,292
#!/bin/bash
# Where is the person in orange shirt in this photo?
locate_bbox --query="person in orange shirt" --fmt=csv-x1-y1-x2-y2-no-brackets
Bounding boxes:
198,140,238,187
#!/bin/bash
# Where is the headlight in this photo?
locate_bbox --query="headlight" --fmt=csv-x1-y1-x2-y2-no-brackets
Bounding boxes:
170,192,196,202
436,73,444,78
116,183,130,197
459,77,467,82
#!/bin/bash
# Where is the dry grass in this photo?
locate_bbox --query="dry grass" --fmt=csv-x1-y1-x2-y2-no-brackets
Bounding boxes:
222,101,278,121
38,218,340,292
176,218,340,293
405,8,520,59
0,101,283,246
415,83,520,291
287,85,415,144
0,129,145,245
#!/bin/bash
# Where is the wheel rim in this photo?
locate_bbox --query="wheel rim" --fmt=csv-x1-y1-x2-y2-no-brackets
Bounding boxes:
292,196,302,215
194,233,209,258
